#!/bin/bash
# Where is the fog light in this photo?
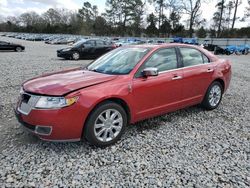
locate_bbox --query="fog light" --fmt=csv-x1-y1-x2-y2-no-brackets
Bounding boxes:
35,126,52,136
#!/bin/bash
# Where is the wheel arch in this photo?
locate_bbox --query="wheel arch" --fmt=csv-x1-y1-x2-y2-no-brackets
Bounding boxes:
81,97,131,137
212,78,225,93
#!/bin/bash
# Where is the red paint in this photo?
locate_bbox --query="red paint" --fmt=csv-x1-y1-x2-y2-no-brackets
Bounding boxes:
16,44,232,141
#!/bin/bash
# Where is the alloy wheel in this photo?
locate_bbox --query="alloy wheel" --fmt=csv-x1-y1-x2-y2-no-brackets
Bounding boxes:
94,109,123,142
208,85,222,107
72,52,80,60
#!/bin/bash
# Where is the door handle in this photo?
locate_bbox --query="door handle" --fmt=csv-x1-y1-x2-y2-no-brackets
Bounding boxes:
172,75,182,80
207,68,214,73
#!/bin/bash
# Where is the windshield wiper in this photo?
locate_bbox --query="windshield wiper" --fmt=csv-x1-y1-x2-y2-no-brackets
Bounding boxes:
90,68,102,73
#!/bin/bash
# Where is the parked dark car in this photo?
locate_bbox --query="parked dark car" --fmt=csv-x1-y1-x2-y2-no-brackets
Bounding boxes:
0,41,25,52
57,39,116,60
202,42,227,55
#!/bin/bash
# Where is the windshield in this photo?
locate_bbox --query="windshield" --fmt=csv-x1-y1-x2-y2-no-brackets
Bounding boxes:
87,47,150,75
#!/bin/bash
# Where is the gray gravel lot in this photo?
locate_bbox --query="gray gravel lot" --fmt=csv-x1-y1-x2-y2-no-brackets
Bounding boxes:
0,36,249,187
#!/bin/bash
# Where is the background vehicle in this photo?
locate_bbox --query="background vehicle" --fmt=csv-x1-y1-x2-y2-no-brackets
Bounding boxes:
15,44,231,147
57,39,116,60
0,41,25,52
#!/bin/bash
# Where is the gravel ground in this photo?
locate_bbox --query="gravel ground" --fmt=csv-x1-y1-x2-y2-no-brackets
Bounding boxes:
0,36,249,187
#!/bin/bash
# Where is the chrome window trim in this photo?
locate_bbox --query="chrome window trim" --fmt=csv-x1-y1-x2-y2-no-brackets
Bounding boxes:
158,63,209,75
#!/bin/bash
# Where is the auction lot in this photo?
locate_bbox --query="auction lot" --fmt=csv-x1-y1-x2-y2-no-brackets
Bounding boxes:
0,36,249,187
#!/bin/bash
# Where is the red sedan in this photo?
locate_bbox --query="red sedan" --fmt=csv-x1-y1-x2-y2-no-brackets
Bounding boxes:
15,44,231,146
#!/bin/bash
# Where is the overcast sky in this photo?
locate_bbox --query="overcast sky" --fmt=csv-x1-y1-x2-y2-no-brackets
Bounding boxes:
0,0,249,28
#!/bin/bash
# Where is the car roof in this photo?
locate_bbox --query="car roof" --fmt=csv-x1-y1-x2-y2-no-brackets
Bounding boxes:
122,43,218,61
124,43,201,49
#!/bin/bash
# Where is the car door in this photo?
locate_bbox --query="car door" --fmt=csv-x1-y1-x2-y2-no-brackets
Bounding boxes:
132,48,183,121
95,40,106,57
178,47,214,107
82,40,96,58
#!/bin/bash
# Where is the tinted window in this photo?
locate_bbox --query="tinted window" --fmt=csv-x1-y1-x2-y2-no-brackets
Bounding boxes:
96,40,105,46
73,39,86,47
140,48,178,73
180,48,204,67
87,47,149,75
84,40,96,47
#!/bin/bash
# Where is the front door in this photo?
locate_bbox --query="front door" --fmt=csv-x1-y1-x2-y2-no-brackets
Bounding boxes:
82,40,96,58
132,48,183,121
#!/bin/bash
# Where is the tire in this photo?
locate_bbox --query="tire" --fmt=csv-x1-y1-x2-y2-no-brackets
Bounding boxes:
15,47,22,52
235,51,240,55
202,81,223,110
72,52,80,60
84,101,127,147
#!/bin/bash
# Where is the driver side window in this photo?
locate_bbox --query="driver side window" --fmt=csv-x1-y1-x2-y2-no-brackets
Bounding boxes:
136,48,178,77
84,40,96,47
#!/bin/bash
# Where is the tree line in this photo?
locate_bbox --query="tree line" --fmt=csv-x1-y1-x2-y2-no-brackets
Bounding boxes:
0,0,249,38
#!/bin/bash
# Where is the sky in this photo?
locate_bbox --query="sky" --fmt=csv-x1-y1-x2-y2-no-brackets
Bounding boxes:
0,0,249,28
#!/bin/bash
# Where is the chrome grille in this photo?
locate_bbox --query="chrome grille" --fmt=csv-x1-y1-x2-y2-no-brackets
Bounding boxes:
18,93,40,115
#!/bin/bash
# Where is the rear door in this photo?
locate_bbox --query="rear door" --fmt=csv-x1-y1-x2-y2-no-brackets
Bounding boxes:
95,40,106,57
178,47,214,107
132,48,183,121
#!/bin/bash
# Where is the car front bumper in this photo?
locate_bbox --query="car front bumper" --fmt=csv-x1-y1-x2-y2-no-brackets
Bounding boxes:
14,100,87,141
57,51,72,59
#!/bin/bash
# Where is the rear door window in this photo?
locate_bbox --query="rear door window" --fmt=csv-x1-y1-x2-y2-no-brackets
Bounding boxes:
96,40,105,46
179,48,204,67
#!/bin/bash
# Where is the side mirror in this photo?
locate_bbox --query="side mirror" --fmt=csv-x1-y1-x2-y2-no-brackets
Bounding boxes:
142,67,159,78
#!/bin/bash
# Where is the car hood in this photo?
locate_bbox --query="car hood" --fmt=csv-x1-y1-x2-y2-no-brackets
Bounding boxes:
57,47,73,52
23,68,117,96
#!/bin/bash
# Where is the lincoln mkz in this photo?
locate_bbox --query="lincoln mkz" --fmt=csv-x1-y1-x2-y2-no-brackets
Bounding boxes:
15,44,231,146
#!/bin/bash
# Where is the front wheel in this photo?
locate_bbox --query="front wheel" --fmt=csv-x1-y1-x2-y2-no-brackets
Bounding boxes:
84,101,127,147
72,52,80,60
202,81,223,110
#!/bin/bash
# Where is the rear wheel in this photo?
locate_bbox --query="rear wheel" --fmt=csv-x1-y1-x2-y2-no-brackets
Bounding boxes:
15,47,22,52
202,81,223,110
72,52,80,60
84,101,127,147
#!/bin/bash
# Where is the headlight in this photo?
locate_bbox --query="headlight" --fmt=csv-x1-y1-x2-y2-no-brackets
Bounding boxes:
35,96,78,109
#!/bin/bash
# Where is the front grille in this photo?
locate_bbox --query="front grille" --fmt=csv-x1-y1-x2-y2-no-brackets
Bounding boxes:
18,93,40,115
22,94,31,103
